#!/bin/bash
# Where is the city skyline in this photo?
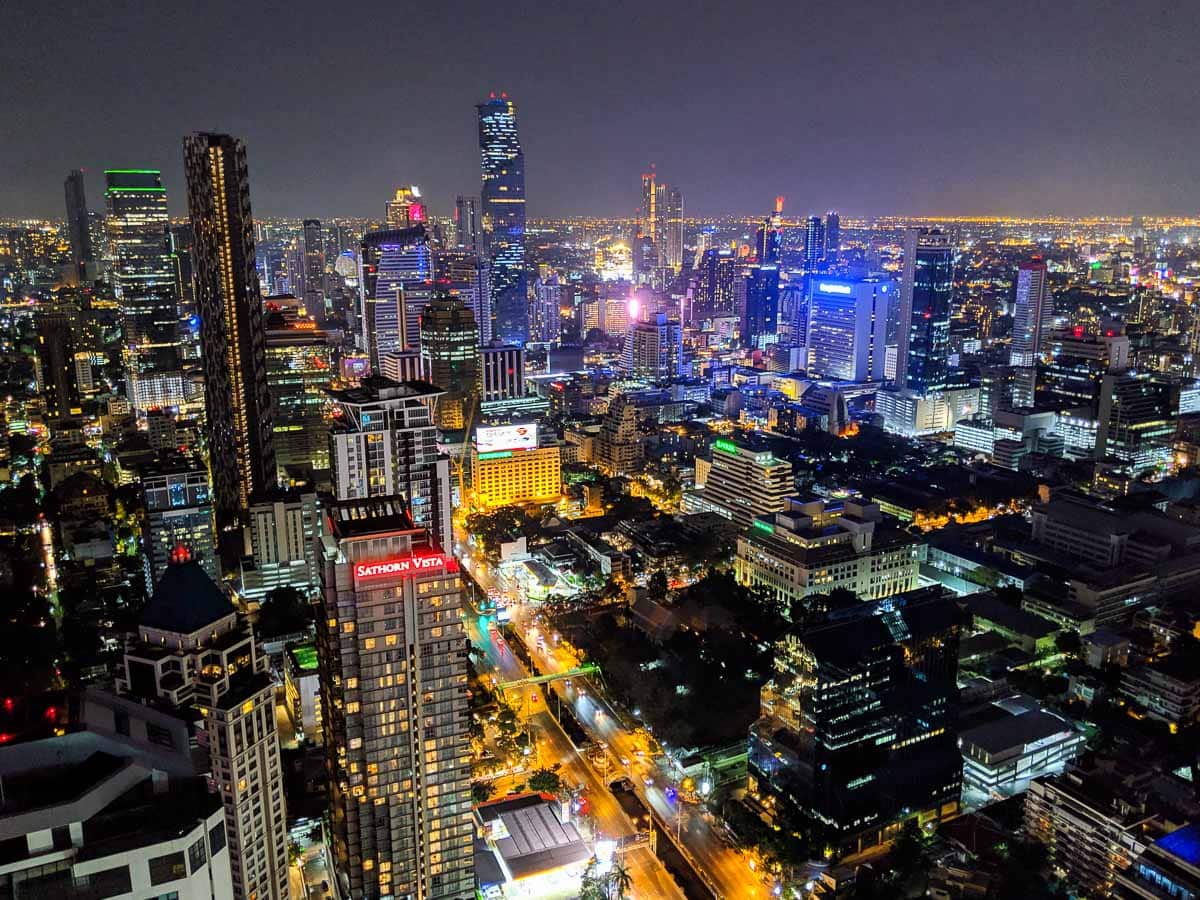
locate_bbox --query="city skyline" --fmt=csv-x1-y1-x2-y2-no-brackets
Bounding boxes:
5,0,1200,219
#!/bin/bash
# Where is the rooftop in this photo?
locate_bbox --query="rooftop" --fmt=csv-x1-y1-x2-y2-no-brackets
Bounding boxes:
475,793,590,881
141,561,235,634
326,375,443,406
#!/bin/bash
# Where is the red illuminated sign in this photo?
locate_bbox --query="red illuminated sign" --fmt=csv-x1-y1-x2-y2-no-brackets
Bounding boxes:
353,553,456,580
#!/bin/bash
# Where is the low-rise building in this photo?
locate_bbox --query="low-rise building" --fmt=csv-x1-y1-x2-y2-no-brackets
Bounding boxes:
959,701,1084,802
1120,656,1200,725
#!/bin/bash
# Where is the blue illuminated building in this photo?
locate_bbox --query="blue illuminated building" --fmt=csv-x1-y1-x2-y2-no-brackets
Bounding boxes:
477,94,528,345
806,276,893,382
742,265,780,349
896,227,953,393
1116,823,1200,898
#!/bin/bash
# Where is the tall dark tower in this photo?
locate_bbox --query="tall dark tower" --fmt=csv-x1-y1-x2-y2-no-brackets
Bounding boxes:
897,227,953,394
301,218,325,322
63,169,92,279
477,93,528,345
183,132,275,559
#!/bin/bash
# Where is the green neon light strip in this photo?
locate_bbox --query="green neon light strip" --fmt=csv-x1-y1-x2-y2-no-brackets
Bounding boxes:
106,187,166,193
752,519,775,534
104,169,161,175
478,450,513,460
713,439,739,455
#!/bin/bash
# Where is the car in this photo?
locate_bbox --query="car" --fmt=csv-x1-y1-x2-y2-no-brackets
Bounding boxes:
619,757,630,767
642,775,654,787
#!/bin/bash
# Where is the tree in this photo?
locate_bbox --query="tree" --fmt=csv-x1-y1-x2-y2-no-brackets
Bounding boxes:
527,768,562,795
647,570,669,603
471,781,495,804
608,859,633,898
256,586,312,638
1054,630,1082,657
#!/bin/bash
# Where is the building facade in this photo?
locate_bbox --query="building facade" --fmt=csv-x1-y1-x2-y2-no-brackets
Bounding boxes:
478,95,528,344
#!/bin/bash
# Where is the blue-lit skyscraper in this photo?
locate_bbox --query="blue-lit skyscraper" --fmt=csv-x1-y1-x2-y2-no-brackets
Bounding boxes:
742,265,780,349
806,276,892,382
896,228,953,393
477,94,528,345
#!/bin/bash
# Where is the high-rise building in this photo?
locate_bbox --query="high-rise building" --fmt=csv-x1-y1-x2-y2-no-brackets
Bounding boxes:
640,167,659,243
778,278,808,348
477,94,528,344
454,194,481,251
804,215,826,271
315,497,473,900
385,185,425,229
116,559,289,900
623,312,683,381
327,377,453,552
1009,258,1054,406
241,488,320,603
1096,371,1174,475
896,227,953,394
742,265,780,349
184,133,276,556
141,453,218,586
264,303,333,475
419,294,481,430
480,343,525,402
824,210,840,263
435,247,491,344
302,218,326,322
756,197,785,265
470,424,560,508
105,169,180,378
64,168,93,279
749,587,963,852
690,438,792,530
596,392,644,475
664,186,684,273
359,225,433,368
696,247,738,318
35,312,79,417
806,276,893,382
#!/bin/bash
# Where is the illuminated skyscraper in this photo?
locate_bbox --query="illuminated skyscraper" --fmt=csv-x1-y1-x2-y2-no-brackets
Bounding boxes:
623,312,683,381
804,215,825,270
806,276,892,382
385,185,425,228
742,265,780,349
435,247,491,344
264,303,333,475
315,497,473,900
824,210,840,263
302,218,326,321
419,293,481,430
358,225,433,368
896,228,953,394
183,132,276,554
477,94,528,344
454,194,481,251
756,197,785,264
696,247,738,318
664,186,684,273
105,169,180,376
1010,257,1054,406
64,168,93,278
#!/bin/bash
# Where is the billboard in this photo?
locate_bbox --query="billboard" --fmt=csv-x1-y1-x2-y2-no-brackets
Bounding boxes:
476,423,538,453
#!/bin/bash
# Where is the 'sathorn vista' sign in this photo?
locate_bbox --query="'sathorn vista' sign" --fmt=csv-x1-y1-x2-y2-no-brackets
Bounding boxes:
353,553,454,580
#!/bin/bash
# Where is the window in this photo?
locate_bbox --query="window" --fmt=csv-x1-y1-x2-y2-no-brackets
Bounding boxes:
148,851,186,886
72,865,132,896
145,722,176,749
188,837,207,872
209,821,227,855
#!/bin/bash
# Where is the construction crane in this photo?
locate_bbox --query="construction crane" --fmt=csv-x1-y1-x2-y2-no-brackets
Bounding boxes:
450,393,478,505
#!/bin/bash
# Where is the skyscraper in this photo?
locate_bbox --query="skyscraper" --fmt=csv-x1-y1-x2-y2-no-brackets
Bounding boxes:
806,276,892,382
105,169,179,376
623,312,684,381
141,453,218,585
359,225,433,368
664,186,684,273
477,94,528,344
327,377,453,552
117,559,289,900
824,210,840,263
742,265,780,349
1009,257,1054,406
419,293,481,430
264,303,333,475
696,247,737,318
454,194,481,251
804,215,826,271
183,132,276,553
435,246,491,344
756,197,785,264
385,185,426,228
302,218,326,321
35,312,79,417
315,497,473,899
63,168,93,279
896,228,953,394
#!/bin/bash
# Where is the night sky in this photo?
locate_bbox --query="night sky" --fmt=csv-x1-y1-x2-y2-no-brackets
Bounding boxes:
3,0,1199,219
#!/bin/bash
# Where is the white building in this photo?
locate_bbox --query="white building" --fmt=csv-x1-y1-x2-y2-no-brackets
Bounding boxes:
959,699,1085,803
241,489,320,602
0,731,234,900
689,438,792,530
878,385,980,437
806,277,893,382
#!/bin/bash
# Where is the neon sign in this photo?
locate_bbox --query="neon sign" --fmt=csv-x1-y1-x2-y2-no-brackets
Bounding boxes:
353,553,456,580
817,282,853,295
